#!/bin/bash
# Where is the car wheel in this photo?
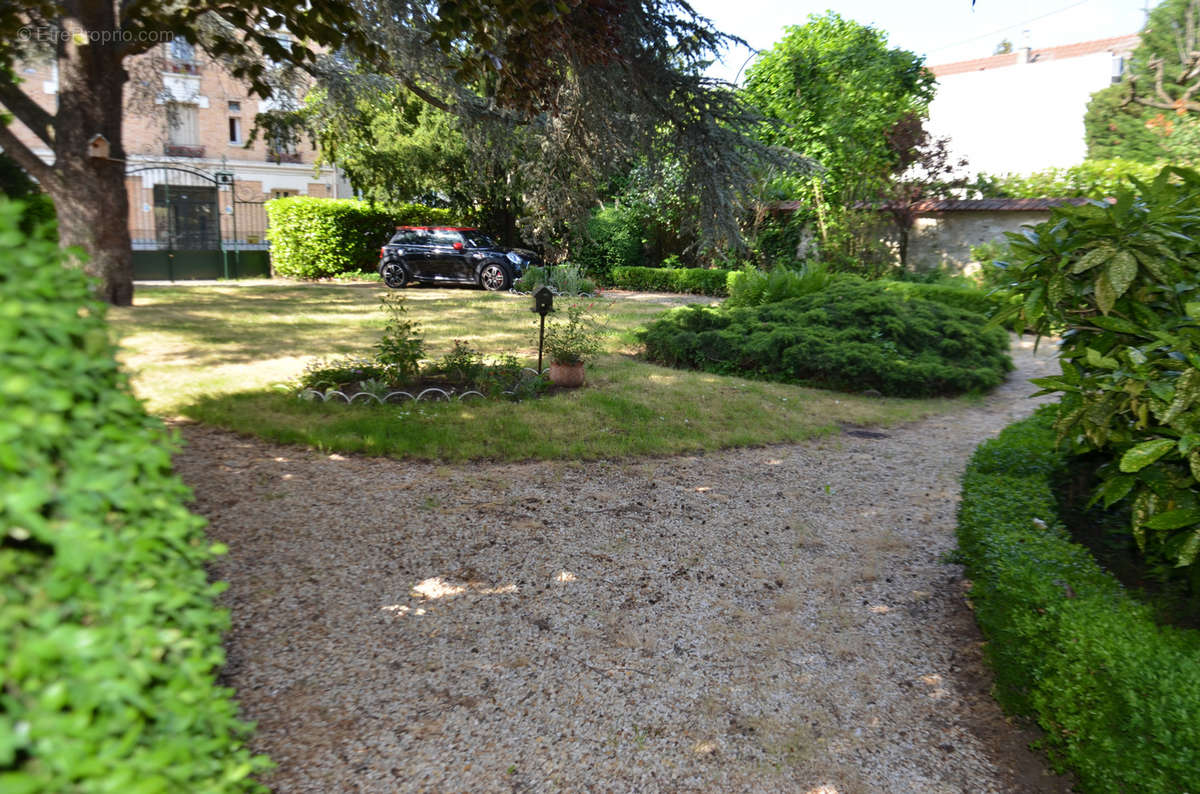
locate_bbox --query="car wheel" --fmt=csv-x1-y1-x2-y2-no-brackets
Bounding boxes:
479,262,511,291
381,261,408,289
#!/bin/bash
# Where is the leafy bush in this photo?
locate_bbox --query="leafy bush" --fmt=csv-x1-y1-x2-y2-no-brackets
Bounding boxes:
265,196,453,279
572,205,645,282
512,263,596,295
974,158,1163,199
293,294,544,400
376,293,425,380
725,263,840,307
998,166,1200,569
542,301,609,365
609,266,730,295
0,199,270,791
958,410,1200,792
639,281,1012,397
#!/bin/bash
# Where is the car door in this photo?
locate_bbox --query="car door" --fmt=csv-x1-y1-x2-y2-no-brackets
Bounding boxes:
393,228,433,278
428,229,472,282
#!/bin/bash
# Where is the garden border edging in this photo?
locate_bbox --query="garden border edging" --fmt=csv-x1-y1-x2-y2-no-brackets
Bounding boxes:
956,407,1200,793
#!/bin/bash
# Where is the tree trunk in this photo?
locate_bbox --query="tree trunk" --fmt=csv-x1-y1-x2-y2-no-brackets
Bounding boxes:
48,1,134,305
52,163,134,305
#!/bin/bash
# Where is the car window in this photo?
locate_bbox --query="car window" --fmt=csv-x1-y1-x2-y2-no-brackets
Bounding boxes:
431,229,465,247
391,229,430,245
464,233,496,249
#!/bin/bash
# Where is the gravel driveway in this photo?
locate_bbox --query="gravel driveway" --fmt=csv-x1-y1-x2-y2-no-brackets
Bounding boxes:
174,336,1075,793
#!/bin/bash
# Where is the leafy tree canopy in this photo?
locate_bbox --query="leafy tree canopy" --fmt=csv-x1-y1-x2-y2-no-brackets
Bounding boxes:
741,12,935,203
1085,0,1200,163
293,0,798,254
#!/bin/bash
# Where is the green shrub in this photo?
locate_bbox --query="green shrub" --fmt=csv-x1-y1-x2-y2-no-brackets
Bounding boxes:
998,166,1200,569
725,263,840,307
609,266,730,295
958,410,1200,792
513,263,596,295
639,280,1012,397
572,205,645,282
975,158,1164,199
265,196,453,279
0,199,270,791
881,280,1008,317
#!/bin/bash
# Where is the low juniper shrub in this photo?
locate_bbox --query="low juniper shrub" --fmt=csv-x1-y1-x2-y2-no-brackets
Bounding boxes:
639,280,1012,397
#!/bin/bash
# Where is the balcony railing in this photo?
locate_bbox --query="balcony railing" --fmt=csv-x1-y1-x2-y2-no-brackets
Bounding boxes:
165,144,205,158
164,60,200,75
267,150,303,164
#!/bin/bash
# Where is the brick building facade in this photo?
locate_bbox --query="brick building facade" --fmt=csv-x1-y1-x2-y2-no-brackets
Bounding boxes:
11,39,347,277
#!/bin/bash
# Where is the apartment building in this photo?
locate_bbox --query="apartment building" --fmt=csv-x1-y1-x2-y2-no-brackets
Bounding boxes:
926,34,1140,176
12,37,347,278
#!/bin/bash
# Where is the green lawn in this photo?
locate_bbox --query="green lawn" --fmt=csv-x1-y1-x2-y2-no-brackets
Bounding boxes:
109,282,968,461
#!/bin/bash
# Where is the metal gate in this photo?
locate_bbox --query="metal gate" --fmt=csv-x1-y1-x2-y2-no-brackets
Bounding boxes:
128,163,271,280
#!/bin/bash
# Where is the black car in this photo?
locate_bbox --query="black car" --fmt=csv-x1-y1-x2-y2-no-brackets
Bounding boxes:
378,226,540,291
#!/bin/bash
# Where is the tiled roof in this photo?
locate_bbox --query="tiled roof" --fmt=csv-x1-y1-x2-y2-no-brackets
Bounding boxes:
929,34,1140,77
770,198,1103,213
905,198,1097,211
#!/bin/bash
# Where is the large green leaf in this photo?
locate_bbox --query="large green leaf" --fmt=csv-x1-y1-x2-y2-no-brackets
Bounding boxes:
1177,529,1200,566
1163,368,1200,424
1105,250,1138,297
1119,438,1177,472
1142,507,1200,530
1095,272,1116,314
1091,315,1146,336
1070,244,1114,274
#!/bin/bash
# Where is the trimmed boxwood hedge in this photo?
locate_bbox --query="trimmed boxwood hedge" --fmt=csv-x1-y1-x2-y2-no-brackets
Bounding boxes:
958,408,1200,793
265,196,454,279
639,280,1012,397
609,265,731,295
0,200,270,792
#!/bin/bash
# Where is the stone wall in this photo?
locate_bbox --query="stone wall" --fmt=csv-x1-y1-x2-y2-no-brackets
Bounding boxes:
905,210,1050,273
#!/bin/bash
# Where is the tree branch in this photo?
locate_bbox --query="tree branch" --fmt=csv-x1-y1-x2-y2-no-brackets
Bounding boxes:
0,120,54,187
402,79,452,112
0,77,55,148
1150,57,1177,106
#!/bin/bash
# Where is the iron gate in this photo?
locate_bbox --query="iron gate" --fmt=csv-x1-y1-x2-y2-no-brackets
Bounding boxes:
128,163,270,280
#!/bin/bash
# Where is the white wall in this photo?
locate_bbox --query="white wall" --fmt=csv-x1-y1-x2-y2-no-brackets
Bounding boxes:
927,51,1116,176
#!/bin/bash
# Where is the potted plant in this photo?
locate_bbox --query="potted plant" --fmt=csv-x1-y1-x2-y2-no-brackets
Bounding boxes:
542,302,607,387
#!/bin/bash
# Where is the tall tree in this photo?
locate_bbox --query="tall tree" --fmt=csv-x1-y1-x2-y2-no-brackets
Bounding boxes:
741,13,935,206
302,85,531,245
739,13,935,261
0,1,372,305
1086,0,1200,163
302,0,793,255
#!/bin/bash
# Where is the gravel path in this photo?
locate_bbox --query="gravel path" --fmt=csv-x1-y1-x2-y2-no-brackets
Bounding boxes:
175,336,1074,793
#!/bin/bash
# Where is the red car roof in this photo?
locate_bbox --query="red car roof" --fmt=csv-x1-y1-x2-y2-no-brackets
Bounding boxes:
394,226,478,231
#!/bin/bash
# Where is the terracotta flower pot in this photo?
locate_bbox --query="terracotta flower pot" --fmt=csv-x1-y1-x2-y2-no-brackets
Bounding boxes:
548,361,585,387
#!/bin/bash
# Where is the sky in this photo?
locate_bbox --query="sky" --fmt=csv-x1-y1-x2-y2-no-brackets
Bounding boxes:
686,0,1157,84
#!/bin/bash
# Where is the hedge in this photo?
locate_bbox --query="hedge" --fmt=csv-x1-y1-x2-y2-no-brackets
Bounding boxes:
639,280,1012,397
957,409,1200,792
0,199,271,792
609,266,730,295
265,196,453,279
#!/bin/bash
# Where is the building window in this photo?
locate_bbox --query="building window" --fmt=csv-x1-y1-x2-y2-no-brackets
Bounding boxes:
271,189,298,200
1112,55,1126,84
229,117,242,144
168,38,195,63
165,39,198,74
167,103,198,145
228,100,241,113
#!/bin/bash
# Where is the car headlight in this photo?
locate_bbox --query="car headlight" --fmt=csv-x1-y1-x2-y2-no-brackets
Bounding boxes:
505,251,524,266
